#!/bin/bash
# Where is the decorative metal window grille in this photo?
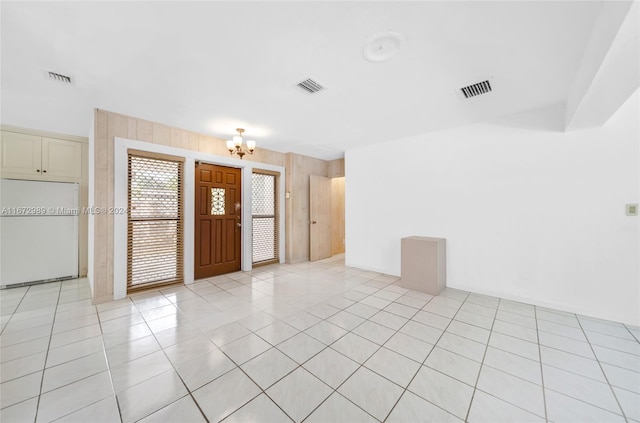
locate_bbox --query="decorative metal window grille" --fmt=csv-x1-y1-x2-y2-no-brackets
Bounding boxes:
127,154,183,291
211,188,225,215
252,172,278,264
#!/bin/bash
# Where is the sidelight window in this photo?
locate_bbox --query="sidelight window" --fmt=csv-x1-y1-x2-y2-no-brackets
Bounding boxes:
252,172,278,264
127,153,183,292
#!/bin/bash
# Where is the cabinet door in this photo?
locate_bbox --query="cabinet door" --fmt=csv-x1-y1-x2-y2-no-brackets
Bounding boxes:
0,131,42,176
42,137,82,178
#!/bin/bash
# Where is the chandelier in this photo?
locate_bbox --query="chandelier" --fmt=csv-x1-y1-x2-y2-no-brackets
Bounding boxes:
226,128,256,159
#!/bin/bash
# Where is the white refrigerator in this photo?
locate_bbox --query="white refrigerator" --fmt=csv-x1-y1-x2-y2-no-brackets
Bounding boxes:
1,179,79,288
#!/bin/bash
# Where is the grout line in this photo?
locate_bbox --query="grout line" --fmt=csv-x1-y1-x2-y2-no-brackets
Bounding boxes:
533,305,549,422
236,354,299,423
240,277,406,422
6,264,637,423
577,334,640,357
4,282,115,421
463,296,499,423
623,325,640,344
102,270,408,419
382,290,471,422
294,299,398,421
543,385,635,418
32,281,63,423
212,271,377,421
275,301,381,421
0,289,29,337
575,316,629,422
124,296,211,423
147,272,359,422
95,297,124,423
298,391,377,423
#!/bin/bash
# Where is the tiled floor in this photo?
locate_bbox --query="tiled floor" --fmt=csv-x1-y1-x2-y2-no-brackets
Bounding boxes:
1,255,639,422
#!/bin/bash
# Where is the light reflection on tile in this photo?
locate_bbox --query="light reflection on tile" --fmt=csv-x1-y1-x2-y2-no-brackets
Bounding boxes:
224,393,292,423
36,371,114,422
193,368,261,422
241,348,298,389
41,351,108,393
387,391,462,423
174,348,236,391
303,347,359,389
408,366,474,419
266,367,333,422
337,366,404,421
55,396,120,423
220,333,271,365
138,395,206,423
117,370,187,422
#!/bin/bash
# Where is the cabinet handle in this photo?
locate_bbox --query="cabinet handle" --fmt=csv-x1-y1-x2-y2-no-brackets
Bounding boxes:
43,170,47,173
36,169,40,172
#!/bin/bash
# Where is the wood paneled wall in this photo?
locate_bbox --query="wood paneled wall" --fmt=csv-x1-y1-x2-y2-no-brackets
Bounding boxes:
284,153,330,263
92,109,340,301
328,158,345,177
93,109,289,301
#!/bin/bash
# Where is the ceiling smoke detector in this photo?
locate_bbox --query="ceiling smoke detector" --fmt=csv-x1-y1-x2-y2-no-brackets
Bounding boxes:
460,80,492,98
296,78,325,94
363,32,404,63
46,71,73,84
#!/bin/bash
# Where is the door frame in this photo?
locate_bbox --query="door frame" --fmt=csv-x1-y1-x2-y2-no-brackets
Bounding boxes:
112,137,285,300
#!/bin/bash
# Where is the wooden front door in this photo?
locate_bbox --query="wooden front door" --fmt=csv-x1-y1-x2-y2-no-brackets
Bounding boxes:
310,175,331,261
195,163,242,279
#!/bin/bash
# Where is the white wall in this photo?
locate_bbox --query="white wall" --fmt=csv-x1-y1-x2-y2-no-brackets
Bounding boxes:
346,92,639,325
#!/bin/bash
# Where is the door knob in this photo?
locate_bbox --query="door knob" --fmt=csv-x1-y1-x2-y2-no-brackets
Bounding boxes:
237,223,242,227
312,221,317,224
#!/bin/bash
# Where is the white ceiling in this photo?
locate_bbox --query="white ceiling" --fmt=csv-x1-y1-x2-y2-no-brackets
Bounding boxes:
0,1,633,160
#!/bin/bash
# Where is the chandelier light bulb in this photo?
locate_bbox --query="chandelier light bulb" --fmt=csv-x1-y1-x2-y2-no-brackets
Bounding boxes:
225,128,257,159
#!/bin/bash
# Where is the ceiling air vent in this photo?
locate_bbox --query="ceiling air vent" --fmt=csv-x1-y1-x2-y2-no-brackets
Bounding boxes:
296,78,324,94
460,80,492,98
47,71,72,84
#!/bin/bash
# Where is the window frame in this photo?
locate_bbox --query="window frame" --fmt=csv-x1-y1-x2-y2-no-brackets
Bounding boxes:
251,170,279,266
126,150,185,293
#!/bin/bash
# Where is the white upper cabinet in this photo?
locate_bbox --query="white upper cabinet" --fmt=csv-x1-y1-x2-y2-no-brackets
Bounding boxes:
42,137,82,178
1,131,83,180
1,132,42,176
